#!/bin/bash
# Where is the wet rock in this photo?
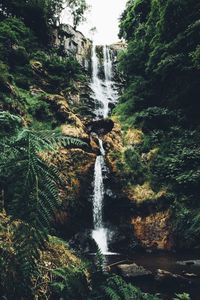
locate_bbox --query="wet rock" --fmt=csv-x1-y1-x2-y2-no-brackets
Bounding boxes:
108,226,141,254
177,260,200,267
110,41,127,54
108,102,115,110
69,230,97,253
156,269,191,286
86,119,114,135
103,120,123,154
63,81,96,119
89,135,101,154
30,86,45,96
182,272,199,278
116,263,152,279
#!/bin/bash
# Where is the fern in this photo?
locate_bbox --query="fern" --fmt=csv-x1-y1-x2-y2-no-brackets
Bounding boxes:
103,286,121,300
0,111,85,296
173,293,191,300
89,273,161,300
51,265,89,300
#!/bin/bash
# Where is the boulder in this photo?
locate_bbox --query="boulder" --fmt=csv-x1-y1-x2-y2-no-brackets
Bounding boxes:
176,260,200,267
116,263,152,279
86,119,114,135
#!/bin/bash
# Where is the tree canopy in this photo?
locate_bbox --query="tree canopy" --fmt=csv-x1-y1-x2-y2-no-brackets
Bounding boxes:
0,0,89,42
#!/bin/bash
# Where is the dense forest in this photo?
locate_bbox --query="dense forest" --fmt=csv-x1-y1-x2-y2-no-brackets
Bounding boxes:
0,0,199,299
115,0,200,248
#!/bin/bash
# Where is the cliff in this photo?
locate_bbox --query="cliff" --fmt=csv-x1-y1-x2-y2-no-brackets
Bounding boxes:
53,24,92,69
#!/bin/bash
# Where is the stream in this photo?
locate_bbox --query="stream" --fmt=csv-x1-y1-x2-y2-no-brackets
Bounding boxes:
106,251,200,300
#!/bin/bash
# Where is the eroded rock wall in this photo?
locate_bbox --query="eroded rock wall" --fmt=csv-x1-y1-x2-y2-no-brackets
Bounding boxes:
53,24,92,69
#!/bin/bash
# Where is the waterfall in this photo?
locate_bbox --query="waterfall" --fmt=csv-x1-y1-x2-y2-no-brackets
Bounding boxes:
92,138,108,254
91,44,117,254
90,44,118,119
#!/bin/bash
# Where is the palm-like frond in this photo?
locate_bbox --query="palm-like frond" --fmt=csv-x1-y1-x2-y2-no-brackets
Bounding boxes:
0,111,85,293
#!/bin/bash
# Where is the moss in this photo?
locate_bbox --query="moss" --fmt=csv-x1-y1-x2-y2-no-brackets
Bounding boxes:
125,182,166,203
125,128,144,145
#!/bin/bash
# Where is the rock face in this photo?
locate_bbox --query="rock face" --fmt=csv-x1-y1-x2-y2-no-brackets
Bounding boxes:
47,147,96,236
53,24,92,68
103,119,175,251
110,41,127,53
132,210,174,250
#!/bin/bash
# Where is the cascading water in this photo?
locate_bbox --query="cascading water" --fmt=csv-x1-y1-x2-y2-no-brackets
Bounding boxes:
91,44,118,254
92,138,109,254
90,44,118,119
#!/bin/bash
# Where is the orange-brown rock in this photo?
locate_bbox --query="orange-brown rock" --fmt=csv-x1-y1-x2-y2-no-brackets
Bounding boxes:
132,210,174,250
104,119,124,174
104,119,123,152
43,148,96,226
61,123,88,140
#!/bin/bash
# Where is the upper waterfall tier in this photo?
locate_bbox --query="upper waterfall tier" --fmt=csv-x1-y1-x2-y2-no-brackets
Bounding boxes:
90,44,118,119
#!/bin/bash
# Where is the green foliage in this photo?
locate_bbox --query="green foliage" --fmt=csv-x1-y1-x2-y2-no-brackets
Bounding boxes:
0,60,10,87
0,0,64,42
30,50,85,91
118,0,200,120
137,126,200,246
0,111,84,297
0,17,37,64
133,107,178,131
51,265,89,299
117,0,200,247
0,0,89,41
173,293,191,300
43,54,85,88
49,264,161,300
48,248,161,300
89,273,161,300
66,0,89,29
123,147,147,183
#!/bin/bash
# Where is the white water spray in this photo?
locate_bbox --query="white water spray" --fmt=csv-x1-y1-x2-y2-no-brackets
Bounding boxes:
91,44,118,254
92,138,108,254
91,44,118,119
